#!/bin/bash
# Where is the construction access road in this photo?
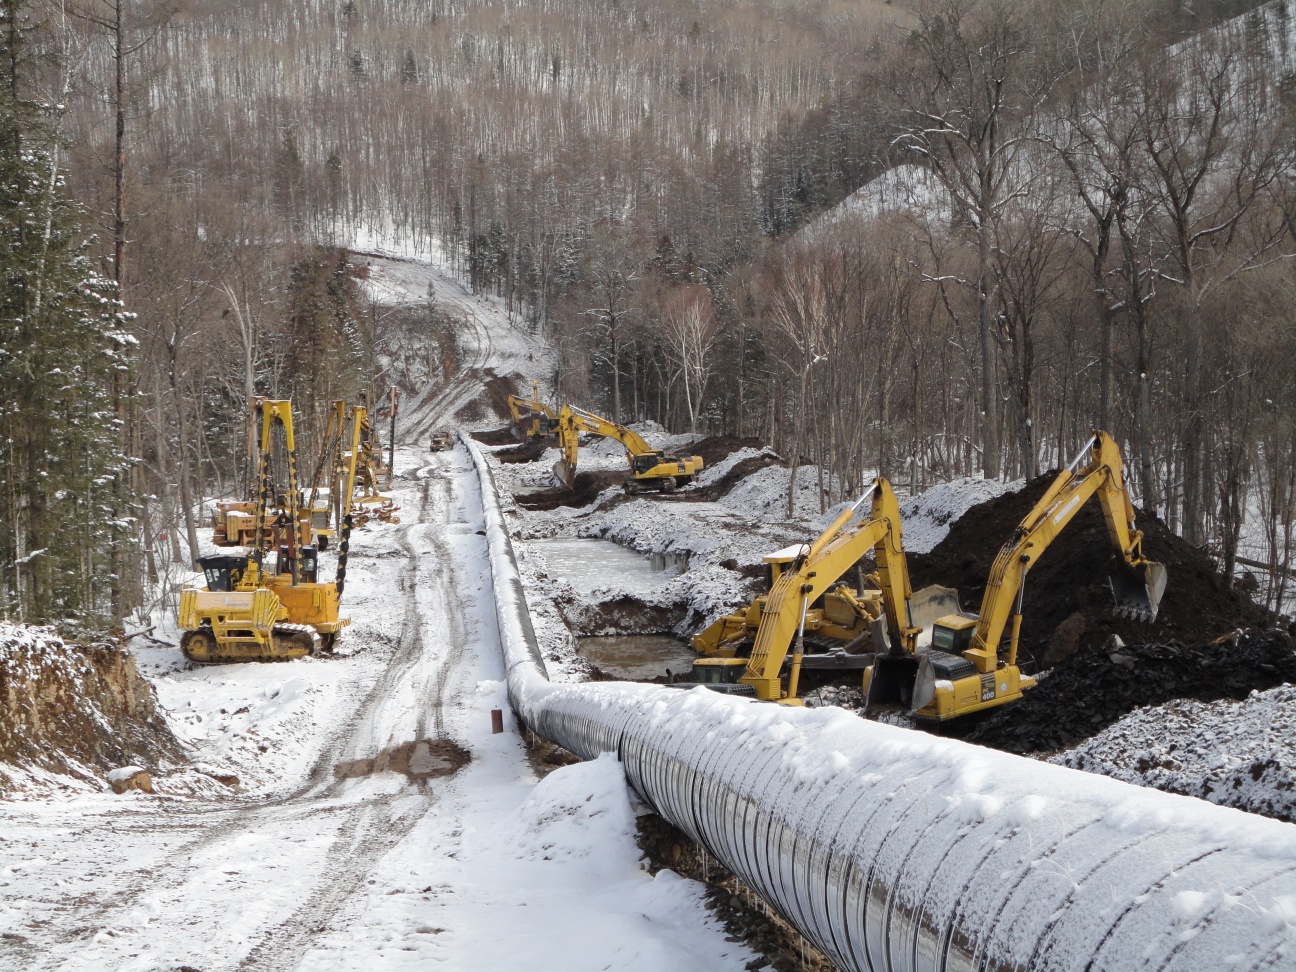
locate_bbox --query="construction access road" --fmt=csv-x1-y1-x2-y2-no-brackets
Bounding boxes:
0,257,751,972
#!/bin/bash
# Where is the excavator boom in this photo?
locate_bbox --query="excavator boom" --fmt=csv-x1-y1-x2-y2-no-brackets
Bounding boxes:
688,478,918,704
868,431,1168,722
552,404,703,494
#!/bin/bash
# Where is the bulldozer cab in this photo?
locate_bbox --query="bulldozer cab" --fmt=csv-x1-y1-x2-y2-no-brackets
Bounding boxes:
199,555,250,592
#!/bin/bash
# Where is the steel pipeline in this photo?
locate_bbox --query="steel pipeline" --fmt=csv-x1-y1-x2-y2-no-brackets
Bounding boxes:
462,432,1296,971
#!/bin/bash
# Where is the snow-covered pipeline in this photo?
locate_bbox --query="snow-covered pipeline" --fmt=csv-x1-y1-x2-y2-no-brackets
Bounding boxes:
463,434,1296,971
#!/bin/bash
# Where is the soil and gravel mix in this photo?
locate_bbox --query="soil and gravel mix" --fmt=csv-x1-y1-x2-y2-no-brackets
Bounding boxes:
907,472,1271,670
0,624,183,792
965,632,1296,754
686,435,768,467
472,425,520,446
516,470,627,510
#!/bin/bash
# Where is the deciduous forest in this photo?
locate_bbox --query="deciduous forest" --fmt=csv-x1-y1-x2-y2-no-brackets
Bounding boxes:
4,0,1295,626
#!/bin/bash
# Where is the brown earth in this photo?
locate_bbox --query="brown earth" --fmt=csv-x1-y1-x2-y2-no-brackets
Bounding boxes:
516,471,626,510
0,626,183,792
966,632,1296,753
907,473,1271,671
493,438,549,464
687,435,770,467
482,371,520,419
472,425,521,446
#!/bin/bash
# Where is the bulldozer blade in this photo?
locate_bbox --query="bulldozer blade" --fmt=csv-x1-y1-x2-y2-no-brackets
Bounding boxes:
866,654,921,709
909,585,961,637
1109,561,1168,623
552,459,576,491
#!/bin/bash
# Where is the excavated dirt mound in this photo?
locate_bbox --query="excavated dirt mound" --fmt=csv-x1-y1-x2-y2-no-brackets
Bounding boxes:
492,438,549,464
0,623,183,792
482,371,520,419
687,435,768,467
473,425,520,446
907,473,1271,670
966,632,1296,754
516,471,626,510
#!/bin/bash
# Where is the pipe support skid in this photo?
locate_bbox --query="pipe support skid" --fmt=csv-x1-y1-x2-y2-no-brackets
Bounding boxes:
462,433,1296,971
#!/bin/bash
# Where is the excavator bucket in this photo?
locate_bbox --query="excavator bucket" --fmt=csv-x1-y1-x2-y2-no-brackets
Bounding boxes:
866,654,921,709
1110,561,1168,622
552,459,577,491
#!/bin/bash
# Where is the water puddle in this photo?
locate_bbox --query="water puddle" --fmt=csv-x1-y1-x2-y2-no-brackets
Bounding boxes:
578,634,696,681
333,738,471,781
532,539,687,594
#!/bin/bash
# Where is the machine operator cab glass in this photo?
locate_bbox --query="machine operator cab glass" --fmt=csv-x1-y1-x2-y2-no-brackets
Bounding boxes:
199,555,250,592
930,613,979,654
633,452,665,474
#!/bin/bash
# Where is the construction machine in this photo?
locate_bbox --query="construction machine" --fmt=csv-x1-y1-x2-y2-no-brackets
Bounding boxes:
507,380,558,440
683,477,929,704
180,399,353,663
307,399,400,535
429,430,453,452
552,404,704,494
866,431,1168,723
212,398,316,549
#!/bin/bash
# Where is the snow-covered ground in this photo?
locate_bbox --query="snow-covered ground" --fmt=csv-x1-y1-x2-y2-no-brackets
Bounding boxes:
0,247,753,970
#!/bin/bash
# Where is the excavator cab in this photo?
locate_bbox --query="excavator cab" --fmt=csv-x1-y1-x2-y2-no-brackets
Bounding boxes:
673,658,757,696
199,555,250,593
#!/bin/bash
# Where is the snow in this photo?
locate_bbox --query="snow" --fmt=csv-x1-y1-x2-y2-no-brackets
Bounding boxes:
0,250,750,969
1056,685,1296,823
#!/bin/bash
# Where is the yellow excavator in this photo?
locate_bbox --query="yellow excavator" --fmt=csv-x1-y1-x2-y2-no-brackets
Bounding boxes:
179,400,352,663
866,431,1168,722
553,404,704,494
507,380,558,440
683,477,933,704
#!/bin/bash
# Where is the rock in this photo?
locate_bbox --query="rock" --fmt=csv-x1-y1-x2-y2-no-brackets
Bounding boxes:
1044,611,1088,667
107,766,154,794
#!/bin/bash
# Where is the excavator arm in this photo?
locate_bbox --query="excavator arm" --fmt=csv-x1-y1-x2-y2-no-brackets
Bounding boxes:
961,431,1165,674
552,405,701,493
508,380,558,439
739,478,918,703
870,431,1168,722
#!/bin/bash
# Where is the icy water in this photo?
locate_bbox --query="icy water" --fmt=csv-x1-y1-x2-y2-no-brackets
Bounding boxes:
578,635,697,681
531,538,685,593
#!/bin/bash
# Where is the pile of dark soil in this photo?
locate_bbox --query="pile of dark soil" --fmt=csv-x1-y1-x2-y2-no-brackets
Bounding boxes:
908,473,1271,670
687,435,769,467
966,632,1296,753
493,438,549,463
516,470,626,510
653,453,783,504
472,425,520,446
482,371,520,420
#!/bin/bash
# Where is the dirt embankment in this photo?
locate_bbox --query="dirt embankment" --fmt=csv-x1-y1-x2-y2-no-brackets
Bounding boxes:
517,471,626,510
0,624,182,792
908,473,1271,671
967,632,1296,754
473,425,520,446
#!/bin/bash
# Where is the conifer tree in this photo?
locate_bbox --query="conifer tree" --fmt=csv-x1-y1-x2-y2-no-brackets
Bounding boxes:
0,0,132,628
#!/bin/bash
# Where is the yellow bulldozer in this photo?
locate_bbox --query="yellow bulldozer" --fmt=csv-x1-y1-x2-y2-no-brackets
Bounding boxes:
507,380,558,440
180,399,353,663
681,477,949,704
552,404,704,494
866,431,1168,722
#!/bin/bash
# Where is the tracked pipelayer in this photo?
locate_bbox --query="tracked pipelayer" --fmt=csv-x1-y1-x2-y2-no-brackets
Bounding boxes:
179,399,353,663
